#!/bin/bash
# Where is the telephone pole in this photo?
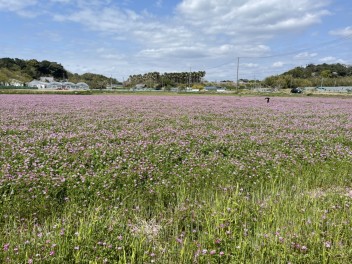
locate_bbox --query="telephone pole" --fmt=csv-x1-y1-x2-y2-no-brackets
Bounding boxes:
188,67,191,89
236,57,240,91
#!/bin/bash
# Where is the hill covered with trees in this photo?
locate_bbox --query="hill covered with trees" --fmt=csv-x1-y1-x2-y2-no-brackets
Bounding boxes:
3,58,351,90
0,58,118,89
0,57,206,90
263,63,352,88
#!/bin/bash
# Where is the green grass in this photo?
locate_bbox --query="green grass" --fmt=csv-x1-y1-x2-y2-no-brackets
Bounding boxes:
1,161,351,263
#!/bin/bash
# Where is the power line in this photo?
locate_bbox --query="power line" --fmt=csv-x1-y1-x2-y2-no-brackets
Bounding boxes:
203,33,352,75
241,33,352,59
205,32,352,81
204,60,234,70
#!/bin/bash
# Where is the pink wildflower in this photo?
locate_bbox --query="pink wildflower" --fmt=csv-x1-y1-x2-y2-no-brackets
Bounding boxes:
3,243,10,251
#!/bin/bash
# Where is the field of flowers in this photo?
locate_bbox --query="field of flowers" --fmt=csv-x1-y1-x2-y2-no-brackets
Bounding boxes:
0,94,351,263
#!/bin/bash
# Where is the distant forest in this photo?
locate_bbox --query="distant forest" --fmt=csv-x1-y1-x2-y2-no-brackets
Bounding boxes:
263,63,352,88
0,58,118,89
126,71,206,88
1,57,352,89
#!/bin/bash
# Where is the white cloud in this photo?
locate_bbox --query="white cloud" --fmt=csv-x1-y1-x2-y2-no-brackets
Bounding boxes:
0,0,341,80
241,45,271,55
50,0,330,54
329,26,352,37
319,56,347,64
54,7,138,32
243,63,259,68
0,0,39,16
155,0,163,8
138,46,207,59
295,52,318,59
176,0,330,36
272,61,284,68
50,0,71,3
0,0,37,9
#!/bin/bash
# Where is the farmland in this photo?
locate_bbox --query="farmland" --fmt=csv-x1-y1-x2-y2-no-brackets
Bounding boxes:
0,94,351,263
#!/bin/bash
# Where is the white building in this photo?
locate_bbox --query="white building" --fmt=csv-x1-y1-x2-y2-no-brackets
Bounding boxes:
40,77,54,82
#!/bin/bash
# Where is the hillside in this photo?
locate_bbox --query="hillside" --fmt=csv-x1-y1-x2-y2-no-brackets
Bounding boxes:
283,63,352,78
2,58,352,90
263,63,352,88
0,58,118,89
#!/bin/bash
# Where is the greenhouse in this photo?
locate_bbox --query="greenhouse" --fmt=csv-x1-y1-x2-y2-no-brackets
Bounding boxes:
27,80,48,89
27,80,90,90
76,82,90,90
316,86,352,93
63,82,76,89
46,82,64,90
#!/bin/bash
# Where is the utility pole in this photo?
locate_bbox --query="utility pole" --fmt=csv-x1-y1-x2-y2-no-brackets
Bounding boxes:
236,57,240,91
188,67,191,89
254,74,256,89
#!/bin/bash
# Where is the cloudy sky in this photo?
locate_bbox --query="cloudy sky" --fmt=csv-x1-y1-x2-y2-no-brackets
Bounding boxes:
1,0,351,81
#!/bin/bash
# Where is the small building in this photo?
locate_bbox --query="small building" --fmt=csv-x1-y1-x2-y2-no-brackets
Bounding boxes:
135,84,147,89
186,87,200,92
40,77,54,82
204,86,221,91
253,88,275,93
169,87,179,92
27,80,47,89
217,87,226,93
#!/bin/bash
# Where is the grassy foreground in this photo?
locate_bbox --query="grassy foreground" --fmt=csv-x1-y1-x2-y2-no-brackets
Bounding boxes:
0,94,351,263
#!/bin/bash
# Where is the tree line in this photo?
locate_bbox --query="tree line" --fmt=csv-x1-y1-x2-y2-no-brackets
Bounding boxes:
0,58,118,89
262,63,352,88
127,71,206,88
0,58,67,81
3,57,350,90
1,58,207,90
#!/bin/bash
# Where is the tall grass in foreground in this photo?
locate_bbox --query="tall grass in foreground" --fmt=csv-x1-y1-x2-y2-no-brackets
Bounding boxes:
0,95,351,263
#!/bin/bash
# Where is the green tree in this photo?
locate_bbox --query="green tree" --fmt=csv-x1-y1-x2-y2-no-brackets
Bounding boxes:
24,59,40,79
320,70,331,78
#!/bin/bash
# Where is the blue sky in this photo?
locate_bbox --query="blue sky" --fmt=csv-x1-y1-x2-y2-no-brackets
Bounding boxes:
1,0,352,81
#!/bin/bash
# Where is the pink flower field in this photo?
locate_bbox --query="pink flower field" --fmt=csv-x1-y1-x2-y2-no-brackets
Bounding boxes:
0,94,351,263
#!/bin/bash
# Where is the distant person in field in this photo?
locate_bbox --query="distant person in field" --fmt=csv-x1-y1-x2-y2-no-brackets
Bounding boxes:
265,97,270,103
